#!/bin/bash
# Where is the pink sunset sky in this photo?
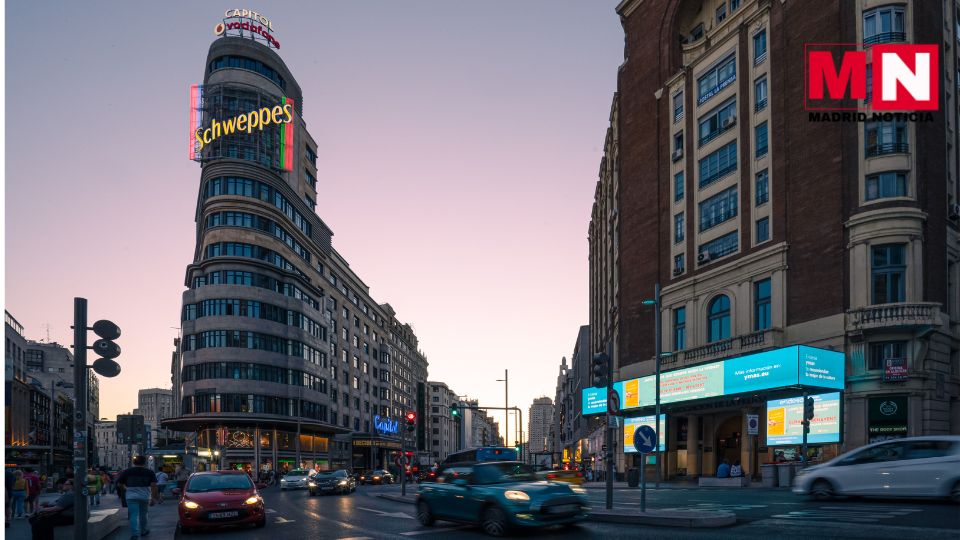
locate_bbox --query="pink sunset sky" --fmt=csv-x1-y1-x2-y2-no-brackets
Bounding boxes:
5,1,624,444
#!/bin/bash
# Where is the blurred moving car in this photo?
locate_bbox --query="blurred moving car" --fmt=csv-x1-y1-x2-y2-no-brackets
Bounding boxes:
309,470,356,496
279,469,314,490
792,436,960,502
176,471,266,534
416,461,588,537
359,469,394,485
535,470,584,485
417,467,439,483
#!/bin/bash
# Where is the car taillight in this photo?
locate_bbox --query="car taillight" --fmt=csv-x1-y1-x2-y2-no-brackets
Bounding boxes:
547,474,557,479
576,472,583,477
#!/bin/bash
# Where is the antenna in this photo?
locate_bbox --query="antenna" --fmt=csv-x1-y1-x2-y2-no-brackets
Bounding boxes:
43,323,51,342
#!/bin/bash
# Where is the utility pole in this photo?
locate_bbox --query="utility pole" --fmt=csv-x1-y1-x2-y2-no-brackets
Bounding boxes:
73,298,89,540
654,282,662,489
604,340,614,510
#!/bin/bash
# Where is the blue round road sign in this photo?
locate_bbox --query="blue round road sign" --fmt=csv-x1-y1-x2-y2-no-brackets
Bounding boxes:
633,425,657,454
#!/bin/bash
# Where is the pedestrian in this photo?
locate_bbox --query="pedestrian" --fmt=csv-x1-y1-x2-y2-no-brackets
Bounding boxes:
730,459,743,478
23,468,41,516
11,471,27,519
86,467,102,506
716,459,731,478
6,467,16,527
154,469,168,504
173,464,190,493
28,480,75,540
116,456,158,540
100,469,111,495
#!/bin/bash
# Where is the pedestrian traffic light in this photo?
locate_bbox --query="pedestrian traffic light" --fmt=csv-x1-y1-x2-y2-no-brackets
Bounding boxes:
803,396,815,421
405,411,417,432
450,402,460,418
592,352,609,388
90,319,122,378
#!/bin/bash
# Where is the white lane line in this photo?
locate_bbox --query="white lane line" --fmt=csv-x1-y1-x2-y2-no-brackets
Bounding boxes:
400,525,473,536
339,537,373,540
266,509,278,513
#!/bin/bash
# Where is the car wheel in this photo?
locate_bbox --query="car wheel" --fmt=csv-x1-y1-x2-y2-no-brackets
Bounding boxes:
416,500,435,526
178,523,192,535
951,480,960,504
810,479,835,501
255,516,266,528
481,505,508,537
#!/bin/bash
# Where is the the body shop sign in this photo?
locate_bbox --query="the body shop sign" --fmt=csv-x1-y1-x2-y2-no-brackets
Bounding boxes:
868,396,908,443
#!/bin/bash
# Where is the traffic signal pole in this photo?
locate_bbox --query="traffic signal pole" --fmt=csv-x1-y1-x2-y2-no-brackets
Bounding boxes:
604,341,614,510
73,298,89,540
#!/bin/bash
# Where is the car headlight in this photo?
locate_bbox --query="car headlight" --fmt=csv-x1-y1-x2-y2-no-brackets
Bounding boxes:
373,476,380,480
504,490,530,501
308,481,316,486
245,496,260,505
183,501,200,509
281,479,287,483
571,487,587,495
338,480,348,486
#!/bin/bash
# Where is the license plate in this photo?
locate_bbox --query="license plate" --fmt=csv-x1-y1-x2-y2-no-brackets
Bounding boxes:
547,504,578,514
208,511,239,519
322,487,334,491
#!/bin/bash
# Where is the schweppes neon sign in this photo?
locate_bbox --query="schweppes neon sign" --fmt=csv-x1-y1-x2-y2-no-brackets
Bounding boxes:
189,84,296,171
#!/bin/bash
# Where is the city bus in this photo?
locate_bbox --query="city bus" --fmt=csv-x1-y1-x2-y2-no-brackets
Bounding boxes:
443,446,518,465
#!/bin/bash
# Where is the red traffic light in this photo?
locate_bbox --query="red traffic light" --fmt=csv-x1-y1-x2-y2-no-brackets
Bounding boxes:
405,412,416,422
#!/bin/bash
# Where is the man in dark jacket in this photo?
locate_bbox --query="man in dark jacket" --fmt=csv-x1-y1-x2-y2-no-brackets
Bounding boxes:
116,456,158,539
29,480,75,540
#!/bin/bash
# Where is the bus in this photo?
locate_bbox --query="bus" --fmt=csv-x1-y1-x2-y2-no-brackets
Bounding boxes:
443,447,518,465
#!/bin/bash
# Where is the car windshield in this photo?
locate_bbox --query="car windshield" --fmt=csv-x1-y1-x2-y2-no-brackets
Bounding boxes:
286,470,309,477
186,475,253,493
473,463,537,485
315,471,345,478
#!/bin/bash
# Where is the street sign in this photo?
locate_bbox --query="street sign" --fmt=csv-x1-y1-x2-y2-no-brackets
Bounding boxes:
395,456,409,467
633,425,657,454
607,388,620,415
747,414,759,435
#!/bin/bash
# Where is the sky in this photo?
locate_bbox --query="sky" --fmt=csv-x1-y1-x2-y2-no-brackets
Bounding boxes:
5,1,624,445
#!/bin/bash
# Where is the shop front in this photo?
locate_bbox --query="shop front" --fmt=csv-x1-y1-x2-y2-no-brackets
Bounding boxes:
351,435,401,473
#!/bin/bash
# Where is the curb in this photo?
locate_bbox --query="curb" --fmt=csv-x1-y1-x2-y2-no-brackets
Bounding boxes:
378,493,416,505
586,509,736,528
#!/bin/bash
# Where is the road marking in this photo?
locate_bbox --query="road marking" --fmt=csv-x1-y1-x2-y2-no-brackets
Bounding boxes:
339,537,373,540
275,517,295,523
400,525,473,536
357,506,414,519
266,509,278,513
769,505,925,524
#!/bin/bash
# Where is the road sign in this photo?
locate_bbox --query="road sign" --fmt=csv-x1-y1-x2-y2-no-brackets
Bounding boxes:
607,388,620,415
747,414,759,435
633,425,657,454
395,456,409,467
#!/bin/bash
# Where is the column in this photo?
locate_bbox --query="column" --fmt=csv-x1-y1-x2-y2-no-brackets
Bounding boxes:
666,416,679,479
702,416,715,476
253,426,260,478
686,415,700,478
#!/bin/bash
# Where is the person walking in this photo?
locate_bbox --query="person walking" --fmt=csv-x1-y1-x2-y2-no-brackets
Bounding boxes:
154,469,168,504
173,464,190,493
11,471,27,519
23,468,41,516
86,468,102,506
116,456,158,540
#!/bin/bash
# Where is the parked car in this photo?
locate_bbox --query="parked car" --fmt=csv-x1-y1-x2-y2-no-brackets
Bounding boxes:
309,470,356,496
176,471,266,534
359,469,394,485
535,470,584,485
416,461,588,536
279,469,314,490
792,436,960,502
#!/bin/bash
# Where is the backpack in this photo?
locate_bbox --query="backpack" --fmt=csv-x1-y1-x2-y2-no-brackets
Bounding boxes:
13,478,26,491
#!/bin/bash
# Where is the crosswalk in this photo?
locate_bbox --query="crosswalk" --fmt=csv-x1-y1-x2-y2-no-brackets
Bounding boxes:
770,505,925,523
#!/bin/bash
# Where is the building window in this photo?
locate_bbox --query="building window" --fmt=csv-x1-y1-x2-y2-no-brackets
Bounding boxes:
690,23,704,41
865,120,908,156
756,217,770,243
755,170,769,206
730,0,740,11
754,279,771,331
707,295,731,342
872,244,906,304
673,307,686,351
865,172,908,201
699,230,739,261
673,91,684,123
674,172,685,202
699,186,738,231
755,122,768,158
868,341,906,370
865,64,872,104
699,141,737,188
863,6,905,45
754,76,768,112
716,3,726,23
673,132,684,161
753,30,767,65
698,98,737,146
697,55,736,105
674,253,685,274
674,212,685,243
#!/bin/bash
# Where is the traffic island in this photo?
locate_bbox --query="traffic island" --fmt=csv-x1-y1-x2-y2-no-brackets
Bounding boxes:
587,508,736,528
378,493,416,504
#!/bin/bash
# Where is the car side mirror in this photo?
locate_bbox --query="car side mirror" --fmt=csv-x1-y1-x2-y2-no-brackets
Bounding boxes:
452,478,469,487
171,488,181,496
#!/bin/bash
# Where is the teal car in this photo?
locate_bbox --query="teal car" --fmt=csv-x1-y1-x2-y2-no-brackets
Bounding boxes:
415,461,588,536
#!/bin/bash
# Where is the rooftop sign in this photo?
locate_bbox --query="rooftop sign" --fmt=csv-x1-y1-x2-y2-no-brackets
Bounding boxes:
215,9,280,49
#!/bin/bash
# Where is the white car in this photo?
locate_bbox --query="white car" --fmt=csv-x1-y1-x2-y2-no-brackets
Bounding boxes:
280,469,315,490
793,436,960,502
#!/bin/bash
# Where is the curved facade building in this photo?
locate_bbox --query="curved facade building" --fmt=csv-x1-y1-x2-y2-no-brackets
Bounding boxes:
165,32,429,475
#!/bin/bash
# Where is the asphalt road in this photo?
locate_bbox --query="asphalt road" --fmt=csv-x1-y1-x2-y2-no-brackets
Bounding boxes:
93,483,958,540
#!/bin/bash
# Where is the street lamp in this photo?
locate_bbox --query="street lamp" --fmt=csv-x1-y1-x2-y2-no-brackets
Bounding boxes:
642,283,663,489
496,370,508,447
213,449,221,471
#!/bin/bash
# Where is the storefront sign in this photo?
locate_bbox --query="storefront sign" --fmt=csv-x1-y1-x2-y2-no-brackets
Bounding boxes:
215,9,280,49
352,438,401,449
765,392,841,446
868,395,907,442
883,357,908,381
583,345,844,415
374,415,399,435
623,414,666,453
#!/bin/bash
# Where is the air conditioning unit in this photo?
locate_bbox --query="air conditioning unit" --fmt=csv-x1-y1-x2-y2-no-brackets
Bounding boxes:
722,115,737,129
672,148,683,162
672,267,684,276
698,251,712,264
949,203,960,220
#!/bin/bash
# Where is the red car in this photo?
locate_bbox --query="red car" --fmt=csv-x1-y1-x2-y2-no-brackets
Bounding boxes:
176,471,266,533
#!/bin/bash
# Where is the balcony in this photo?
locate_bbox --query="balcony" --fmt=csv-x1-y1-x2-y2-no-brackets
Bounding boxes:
662,327,784,368
866,142,909,157
863,32,906,46
847,302,941,332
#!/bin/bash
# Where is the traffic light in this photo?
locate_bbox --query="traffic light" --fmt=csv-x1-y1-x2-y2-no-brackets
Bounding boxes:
592,352,609,388
405,411,417,432
803,396,815,421
450,402,460,418
90,320,122,377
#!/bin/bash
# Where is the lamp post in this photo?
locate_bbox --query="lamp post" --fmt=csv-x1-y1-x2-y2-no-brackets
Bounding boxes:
496,370,508,447
642,283,663,489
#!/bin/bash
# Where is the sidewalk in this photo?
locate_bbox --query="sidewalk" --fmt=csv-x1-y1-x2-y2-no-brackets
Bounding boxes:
580,479,768,489
6,492,126,540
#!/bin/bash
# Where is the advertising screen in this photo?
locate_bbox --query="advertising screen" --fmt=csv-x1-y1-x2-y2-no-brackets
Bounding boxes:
797,346,845,389
766,392,841,446
582,387,607,415
623,414,666,453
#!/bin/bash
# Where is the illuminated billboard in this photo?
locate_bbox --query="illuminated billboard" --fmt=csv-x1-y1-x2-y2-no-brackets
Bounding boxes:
766,392,841,446
623,414,666,453
582,345,844,415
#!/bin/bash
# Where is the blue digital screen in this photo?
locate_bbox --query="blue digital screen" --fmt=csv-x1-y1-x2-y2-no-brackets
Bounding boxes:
766,392,841,446
797,346,845,389
582,387,606,415
723,348,799,395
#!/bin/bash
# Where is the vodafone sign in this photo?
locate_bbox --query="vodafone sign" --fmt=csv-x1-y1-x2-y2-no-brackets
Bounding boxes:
215,9,280,49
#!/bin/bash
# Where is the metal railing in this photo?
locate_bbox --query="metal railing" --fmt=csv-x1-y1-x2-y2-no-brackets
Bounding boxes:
866,142,909,157
755,98,767,112
848,302,941,330
662,328,783,367
863,32,906,46
698,162,738,189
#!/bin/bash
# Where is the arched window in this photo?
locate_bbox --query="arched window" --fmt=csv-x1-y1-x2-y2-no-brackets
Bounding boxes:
707,295,731,342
